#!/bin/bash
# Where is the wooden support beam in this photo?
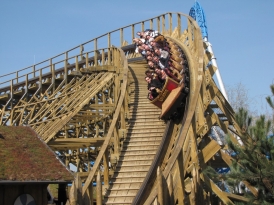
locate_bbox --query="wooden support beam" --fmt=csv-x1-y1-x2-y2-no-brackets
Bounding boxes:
48,138,106,150
88,183,94,205
200,173,234,205
220,151,258,197
175,151,187,203
103,150,109,188
198,139,221,166
225,192,249,203
97,170,102,205
167,173,174,205
157,167,164,205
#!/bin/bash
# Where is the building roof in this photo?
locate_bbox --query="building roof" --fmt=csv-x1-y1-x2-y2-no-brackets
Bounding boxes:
0,126,74,183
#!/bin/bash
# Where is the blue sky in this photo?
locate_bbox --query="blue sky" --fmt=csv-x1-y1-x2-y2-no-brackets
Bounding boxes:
1,0,274,114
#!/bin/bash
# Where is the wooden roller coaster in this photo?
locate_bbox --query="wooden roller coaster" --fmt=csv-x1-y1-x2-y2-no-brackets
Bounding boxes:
0,12,254,204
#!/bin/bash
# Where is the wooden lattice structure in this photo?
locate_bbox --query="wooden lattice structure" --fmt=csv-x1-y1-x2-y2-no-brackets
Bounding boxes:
0,12,253,204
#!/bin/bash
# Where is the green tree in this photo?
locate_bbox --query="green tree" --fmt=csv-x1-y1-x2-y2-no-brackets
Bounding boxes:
266,84,274,134
225,84,274,204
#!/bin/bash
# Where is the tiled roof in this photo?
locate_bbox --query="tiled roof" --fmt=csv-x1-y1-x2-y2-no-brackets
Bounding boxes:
0,126,74,182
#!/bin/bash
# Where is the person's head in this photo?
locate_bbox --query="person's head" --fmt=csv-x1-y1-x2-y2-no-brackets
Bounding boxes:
142,32,148,38
147,60,155,68
138,40,143,45
138,31,145,38
154,48,161,56
136,31,141,37
155,67,161,74
153,56,159,62
150,41,156,47
138,45,144,51
146,55,153,61
144,45,150,51
145,69,152,77
145,76,151,83
133,38,139,44
146,50,152,56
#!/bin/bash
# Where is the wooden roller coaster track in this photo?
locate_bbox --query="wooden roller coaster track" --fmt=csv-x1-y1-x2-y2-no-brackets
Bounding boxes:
0,12,254,204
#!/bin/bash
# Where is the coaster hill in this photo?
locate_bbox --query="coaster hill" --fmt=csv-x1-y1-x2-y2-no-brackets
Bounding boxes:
0,12,252,204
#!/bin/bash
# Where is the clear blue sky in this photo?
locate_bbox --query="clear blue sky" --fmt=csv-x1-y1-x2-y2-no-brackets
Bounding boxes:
1,0,274,114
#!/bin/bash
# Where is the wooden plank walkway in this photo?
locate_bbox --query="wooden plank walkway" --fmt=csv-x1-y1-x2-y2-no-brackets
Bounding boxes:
103,62,166,204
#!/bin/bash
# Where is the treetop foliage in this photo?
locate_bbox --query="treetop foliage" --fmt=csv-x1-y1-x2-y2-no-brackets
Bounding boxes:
226,84,274,204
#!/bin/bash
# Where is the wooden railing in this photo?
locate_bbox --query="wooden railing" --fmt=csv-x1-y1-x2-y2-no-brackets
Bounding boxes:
0,12,198,95
0,46,127,126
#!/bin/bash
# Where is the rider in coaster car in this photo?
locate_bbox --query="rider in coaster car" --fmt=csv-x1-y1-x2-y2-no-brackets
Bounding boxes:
145,76,163,100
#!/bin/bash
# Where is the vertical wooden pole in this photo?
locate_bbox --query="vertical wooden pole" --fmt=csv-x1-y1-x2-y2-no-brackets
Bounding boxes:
16,71,19,84
177,14,181,37
150,19,153,29
87,147,91,172
68,181,77,205
52,63,55,91
10,80,14,119
94,39,98,66
102,49,105,65
108,33,111,66
120,28,123,47
114,74,118,102
111,47,114,66
131,25,135,43
162,15,165,34
120,103,125,129
83,181,94,205
168,174,174,205
96,170,102,205
75,174,83,205
191,165,197,205
114,126,119,154
113,48,117,68
39,69,42,95
157,17,160,32
169,13,172,35
177,150,186,204
75,56,79,72
65,52,68,85
124,89,129,121
80,44,84,60
25,73,28,94
85,53,89,68
103,149,109,187
32,65,36,78
157,166,164,205
88,183,94,205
